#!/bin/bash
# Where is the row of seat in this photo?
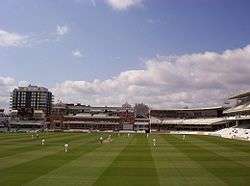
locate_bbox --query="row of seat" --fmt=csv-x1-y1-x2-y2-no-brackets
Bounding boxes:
214,127,250,140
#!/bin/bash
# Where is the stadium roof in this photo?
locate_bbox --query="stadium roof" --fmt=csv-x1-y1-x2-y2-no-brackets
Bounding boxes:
228,91,250,99
150,106,223,112
223,102,250,114
63,121,120,125
65,113,120,119
9,121,45,125
64,105,122,110
150,117,225,125
14,85,49,92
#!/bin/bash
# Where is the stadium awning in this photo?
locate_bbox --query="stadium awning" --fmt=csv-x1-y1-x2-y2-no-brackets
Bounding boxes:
228,91,250,100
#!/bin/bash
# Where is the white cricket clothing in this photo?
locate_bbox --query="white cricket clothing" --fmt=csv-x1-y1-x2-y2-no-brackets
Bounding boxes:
64,144,68,152
41,139,45,145
153,139,156,146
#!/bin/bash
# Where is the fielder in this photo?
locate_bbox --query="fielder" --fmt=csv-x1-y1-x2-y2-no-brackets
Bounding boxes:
182,135,185,140
64,143,69,152
153,138,156,147
99,136,103,144
41,139,45,146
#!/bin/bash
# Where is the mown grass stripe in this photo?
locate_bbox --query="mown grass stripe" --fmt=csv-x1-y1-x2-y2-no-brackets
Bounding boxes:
151,134,226,186
187,135,250,168
0,133,87,158
0,134,100,185
94,134,160,186
0,133,28,140
0,133,250,186
0,132,71,144
25,134,131,186
192,135,250,154
167,135,250,185
0,134,93,171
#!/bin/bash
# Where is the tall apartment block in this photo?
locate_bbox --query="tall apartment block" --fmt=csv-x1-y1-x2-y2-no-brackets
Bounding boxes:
10,85,53,117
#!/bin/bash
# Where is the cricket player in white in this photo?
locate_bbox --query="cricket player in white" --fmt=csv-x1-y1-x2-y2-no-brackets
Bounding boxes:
41,139,45,146
153,138,156,147
64,143,68,152
146,133,149,138
128,133,130,137
182,135,185,140
99,136,103,144
31,134,34,139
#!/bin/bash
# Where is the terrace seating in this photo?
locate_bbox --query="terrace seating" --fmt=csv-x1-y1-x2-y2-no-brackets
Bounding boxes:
214,127,250,140
224,102,250,114
150,117,224,125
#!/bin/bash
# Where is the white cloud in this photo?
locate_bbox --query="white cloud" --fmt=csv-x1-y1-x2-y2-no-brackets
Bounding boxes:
56,25,69,36
28,25,70,46
72,49,83,58
18,80,30,87
106,0,143,10
1,45,249,109
0,29,28,47
0,25,69,48
53,45,250,108
0,77,16,110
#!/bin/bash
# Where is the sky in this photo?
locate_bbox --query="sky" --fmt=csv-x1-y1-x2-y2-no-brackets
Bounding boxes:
0,0,250,109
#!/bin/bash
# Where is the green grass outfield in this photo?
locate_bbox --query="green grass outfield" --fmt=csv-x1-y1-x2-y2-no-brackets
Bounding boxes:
0,132,250,186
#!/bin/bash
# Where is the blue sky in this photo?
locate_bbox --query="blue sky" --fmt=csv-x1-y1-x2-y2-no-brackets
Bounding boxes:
0,0,250,108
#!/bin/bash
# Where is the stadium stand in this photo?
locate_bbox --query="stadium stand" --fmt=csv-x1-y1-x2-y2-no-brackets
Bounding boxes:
224,102,250,114
48,103,135,131
223,91,250,129
0,109,9,132
49,113,122,131
150,107,228,131
214,127,250,140
150,117,224,125
8,120,45,132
